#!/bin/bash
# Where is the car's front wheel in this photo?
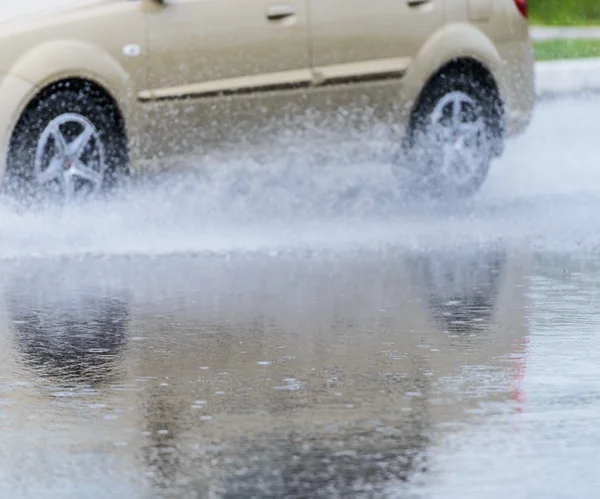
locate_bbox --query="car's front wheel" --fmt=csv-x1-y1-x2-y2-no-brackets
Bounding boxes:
401,70,504,199
5,83,128,204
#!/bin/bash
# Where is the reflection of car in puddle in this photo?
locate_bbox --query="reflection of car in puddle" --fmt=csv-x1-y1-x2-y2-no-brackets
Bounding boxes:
209,415,430,499
0,247,530,498
407,245,507,335
7,274,131,385
141,355,433,498
197,246,522,498
122,246,529,497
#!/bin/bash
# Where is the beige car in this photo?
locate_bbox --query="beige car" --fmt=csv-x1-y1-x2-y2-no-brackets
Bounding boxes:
0,0,534,203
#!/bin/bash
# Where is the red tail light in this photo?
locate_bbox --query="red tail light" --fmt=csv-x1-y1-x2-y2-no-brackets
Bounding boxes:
514,0,528,18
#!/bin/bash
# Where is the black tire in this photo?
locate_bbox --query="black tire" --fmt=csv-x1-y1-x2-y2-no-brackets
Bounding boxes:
400,70,504,199
4,82,129,204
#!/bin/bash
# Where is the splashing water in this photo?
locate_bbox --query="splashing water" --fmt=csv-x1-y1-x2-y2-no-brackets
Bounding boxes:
0,95,599,260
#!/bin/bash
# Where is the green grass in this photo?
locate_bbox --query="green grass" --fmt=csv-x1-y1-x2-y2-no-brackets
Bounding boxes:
529,0,600,26
534,39,600,61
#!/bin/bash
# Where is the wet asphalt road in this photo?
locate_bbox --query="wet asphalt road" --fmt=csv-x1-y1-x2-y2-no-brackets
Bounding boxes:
2,94,600,498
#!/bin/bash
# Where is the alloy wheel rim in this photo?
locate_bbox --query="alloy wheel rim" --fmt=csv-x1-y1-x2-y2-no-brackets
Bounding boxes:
428,91,489,187
34,113,106,201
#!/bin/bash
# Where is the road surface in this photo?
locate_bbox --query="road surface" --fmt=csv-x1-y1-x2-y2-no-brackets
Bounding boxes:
1,93,600,498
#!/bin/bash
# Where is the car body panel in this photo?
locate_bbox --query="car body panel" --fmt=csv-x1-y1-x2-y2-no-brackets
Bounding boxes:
0,73,37,172
144,0,311,94
308,0,446,68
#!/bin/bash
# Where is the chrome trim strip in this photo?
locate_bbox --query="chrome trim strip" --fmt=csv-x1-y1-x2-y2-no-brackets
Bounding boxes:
138,58,410,102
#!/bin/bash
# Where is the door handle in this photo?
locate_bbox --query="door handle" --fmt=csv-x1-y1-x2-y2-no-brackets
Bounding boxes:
266,4,296,21
407,0,430,6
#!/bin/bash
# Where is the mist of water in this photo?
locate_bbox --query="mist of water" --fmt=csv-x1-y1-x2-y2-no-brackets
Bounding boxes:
0,94,599,260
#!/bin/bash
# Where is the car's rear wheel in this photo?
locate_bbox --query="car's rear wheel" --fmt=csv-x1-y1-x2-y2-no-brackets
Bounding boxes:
5,84,129,204
401,70,504,199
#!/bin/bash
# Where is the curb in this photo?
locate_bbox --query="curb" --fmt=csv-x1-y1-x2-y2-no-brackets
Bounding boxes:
535,58,600,97
530,26,600,42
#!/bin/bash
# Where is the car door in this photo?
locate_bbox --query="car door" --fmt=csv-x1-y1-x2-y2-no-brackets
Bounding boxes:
309,0,446,78
306,0,446,156
140,0,311,163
